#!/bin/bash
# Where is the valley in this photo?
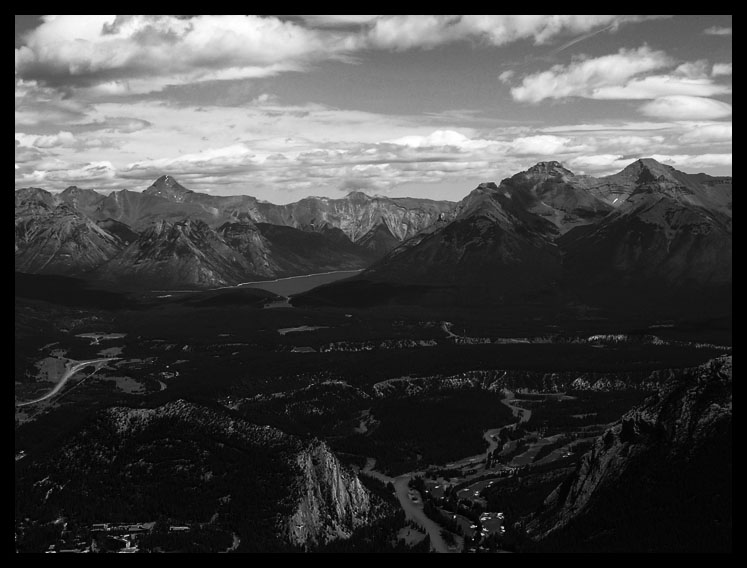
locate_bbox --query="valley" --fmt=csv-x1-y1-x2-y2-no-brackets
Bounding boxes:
14,268,730,552
14,157,732,553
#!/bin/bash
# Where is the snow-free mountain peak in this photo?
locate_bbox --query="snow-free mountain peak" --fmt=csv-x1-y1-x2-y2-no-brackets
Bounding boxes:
143,175,194,202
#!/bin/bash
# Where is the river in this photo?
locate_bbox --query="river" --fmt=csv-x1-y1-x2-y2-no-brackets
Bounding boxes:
360,389,528,553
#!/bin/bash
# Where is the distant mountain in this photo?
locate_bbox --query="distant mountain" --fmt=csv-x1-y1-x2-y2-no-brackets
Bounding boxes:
363,180,562,302
253,191,455,245
347,221,399,257
92,189,211,230
95,218,139,245
526,356,732,552
295,158,732,318
215,221,280,278
588,158,733,215
494,161,611,234
92,219,255,289
58,185,105,213
15,199,126,276
82,179,455,253
14,160,732,299
252,222,374,276
15,187,60,209
142,174,195,202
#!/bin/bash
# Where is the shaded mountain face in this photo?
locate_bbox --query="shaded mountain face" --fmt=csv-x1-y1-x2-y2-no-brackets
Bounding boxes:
526,356,732,552
253,223,375,276
342,221,398,257
216,221,279,278
92,189,212,230
93,219,255,289
15,201,126,276
561,192,732,289
497,161,611,234
364,181,562,303
58,186,105,214
295,158,732,316
95,218,139,245
588,158,733,215
14,400,378,551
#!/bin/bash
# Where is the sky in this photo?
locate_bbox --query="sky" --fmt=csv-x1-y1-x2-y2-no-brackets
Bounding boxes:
15,15,732,203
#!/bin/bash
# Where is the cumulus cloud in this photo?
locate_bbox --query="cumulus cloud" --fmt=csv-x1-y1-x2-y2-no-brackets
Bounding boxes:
509,135,574,155
703,26,732,36
649,153,731,168
15,130,76,148
712,63,732,77
15,15,666,93
385,129,494,150
510,47,731,103
15,15,355,93
640,96,732,120
365,15,661,51
568,154,636,173
123,144,260,178
296,15,381,28
510,46,673,103
678,123,732,144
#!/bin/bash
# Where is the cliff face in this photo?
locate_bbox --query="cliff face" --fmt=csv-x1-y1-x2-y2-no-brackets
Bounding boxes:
526,355,732,552
287,440,373,547
15,400,376,551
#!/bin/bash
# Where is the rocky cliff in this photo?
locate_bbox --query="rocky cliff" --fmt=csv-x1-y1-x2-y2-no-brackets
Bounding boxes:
525,355,732,552
15,400,378,551
287,439,373,547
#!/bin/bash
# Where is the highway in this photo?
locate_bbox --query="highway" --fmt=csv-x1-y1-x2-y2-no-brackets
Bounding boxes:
16,358,115,407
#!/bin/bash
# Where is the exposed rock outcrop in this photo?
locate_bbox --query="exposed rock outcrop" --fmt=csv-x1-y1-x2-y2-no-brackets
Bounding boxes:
287,440,373,547
525,355,732,552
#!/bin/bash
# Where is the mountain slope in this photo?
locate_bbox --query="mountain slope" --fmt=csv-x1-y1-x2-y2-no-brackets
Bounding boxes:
497,161,611,233
142,174,195,202
58,185,105,214
253,223,375,276
93,219,256,289
526,356,732,552
296,158,731,315
588,158,733,216
15,201,126,276
92,189,212,230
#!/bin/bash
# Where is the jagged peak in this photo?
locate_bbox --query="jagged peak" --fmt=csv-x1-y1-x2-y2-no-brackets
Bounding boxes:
345,190,373,201
151,174,184,189
524,161,574,177
476,182,499,191
620,158,678,180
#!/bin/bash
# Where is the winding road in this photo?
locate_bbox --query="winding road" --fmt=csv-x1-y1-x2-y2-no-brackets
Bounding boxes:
16,358,115,407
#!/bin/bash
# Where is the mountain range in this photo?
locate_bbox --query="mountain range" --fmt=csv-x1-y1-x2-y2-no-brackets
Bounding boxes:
15,158,732,313
15,178,454,289
296,158,732,319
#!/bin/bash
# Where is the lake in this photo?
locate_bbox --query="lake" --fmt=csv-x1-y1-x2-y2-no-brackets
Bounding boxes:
235,269,363,297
